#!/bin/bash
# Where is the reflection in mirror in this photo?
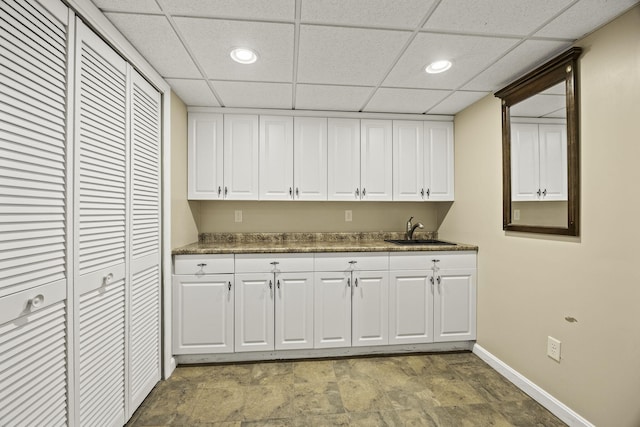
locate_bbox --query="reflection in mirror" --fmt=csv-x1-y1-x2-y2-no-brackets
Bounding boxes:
495,47,581,236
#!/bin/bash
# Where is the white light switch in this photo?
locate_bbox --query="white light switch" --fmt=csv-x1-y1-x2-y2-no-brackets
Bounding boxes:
345,210,352,222
235,210,243,223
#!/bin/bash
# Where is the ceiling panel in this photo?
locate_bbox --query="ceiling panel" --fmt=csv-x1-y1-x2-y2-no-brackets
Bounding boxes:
297,25,411,86
427,91,491,115
295,84,374,111
300,0,436,28
165,79,220,107
383,32,518,90
92,0,161,13
462,39,572,92
159,0,295,21
174,18,295,82
364,88,450,113
424,0,574,36
213,81,293,109
104,13,201,78
534,0,638,38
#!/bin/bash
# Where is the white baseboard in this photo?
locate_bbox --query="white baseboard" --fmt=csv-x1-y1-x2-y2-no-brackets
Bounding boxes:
472,344,594,427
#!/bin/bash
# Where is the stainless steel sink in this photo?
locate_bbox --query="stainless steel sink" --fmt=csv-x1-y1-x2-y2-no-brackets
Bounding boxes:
384,239,456,246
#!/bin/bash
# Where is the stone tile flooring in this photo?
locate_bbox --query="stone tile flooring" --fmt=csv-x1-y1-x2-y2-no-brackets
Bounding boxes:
127,352,566,426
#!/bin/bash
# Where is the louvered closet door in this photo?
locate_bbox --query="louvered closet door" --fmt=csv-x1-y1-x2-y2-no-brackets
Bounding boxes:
0,0,68,298
128,70,161,413
0,1,69,425
74,19,127,427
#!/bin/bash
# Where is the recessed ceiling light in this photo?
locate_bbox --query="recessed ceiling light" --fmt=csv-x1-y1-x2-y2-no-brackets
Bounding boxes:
425,60,452,74
230,48,258,64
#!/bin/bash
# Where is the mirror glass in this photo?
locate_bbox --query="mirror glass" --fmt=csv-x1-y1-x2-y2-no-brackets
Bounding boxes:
495,48,581,236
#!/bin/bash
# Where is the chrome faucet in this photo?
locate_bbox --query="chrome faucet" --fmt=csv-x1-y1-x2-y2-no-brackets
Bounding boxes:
405,216,424,240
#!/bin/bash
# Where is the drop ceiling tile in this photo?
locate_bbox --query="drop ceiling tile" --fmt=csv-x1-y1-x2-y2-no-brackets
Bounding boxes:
104,13,201,78
166,79,220,106
300,0,436,28
363,88,450,113
213,81,293,109
92,0,161,13
384,33,518,90
535,0,639,39
427,90,490,115
160,0,295,21
295,84,374,111
463,40,572,92
297,25,411,86
510,93,566,118
424,0,573,36
174,18,294,82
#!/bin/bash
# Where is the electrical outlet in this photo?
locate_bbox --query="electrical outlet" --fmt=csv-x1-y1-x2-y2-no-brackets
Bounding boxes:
513,209,520,220
547,336,561,362
345,210,352,222
234,210,243,223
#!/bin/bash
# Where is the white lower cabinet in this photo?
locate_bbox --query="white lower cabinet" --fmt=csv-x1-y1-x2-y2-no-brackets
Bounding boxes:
314,253,389,348
234,254,314,352
389,252,477,344
172,255,235,354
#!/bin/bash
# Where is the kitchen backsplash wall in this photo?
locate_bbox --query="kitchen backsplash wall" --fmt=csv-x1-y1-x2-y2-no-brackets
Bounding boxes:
197,201,439,233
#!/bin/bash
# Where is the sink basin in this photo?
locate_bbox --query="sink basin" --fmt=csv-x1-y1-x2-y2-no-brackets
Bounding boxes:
384,239,456,246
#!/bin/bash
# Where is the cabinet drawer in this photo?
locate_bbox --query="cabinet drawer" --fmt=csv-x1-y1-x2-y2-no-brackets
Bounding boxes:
315,252,389,271
174,254,235,275
389,251,476,270
235,253,314,273
0,279,66,325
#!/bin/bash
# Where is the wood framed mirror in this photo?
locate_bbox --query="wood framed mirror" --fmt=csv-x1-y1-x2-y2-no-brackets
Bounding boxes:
495,47,582,236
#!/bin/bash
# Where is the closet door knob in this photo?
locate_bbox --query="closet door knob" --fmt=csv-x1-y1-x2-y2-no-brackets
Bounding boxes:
29,294,45,309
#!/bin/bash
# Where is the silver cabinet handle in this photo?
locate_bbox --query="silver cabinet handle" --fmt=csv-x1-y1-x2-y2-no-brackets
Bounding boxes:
295,187,299,197
537,189,542,197
430,276,434,285
421,188,425,198
224,186,228,196
269,280,273,290
354,278,358,287
348,261,357,265
228,281,231,291
218,186,222,196
277,279,280,289
432,259,440,263
542,189,547,197
289,187,293,197
355,188,360,198
426,188,430,198
270,261,279,266
197,263,207,267
362,188,366,197
347,278,351,287
437,276,441,285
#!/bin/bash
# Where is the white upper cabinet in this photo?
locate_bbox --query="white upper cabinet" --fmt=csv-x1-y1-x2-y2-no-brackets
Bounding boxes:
361,120,393,201
188,113,223,199
294,117,328,200
424,122,454,201
511,123,567,201
224,115,259,200
393,121,454,201
328,118,361,200
259,115,294,200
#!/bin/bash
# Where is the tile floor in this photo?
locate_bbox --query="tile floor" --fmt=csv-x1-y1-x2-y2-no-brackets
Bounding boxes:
127,352,566,426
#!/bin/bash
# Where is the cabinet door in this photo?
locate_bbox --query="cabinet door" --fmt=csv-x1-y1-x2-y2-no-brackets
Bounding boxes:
259,115,294,200
294,117,327,200
393,121,424,201
389,271,433,344
328,118,361,201
314,272,351,348
74,19,127,427
188,113,223,199
510,123,540,201
172,274,234,354
352,271,389,346
224,115,259,200
424,122,454,201
361,120,392,201
539,124,567,201
275,272,314,350
235,273,274,352
433,268,476,342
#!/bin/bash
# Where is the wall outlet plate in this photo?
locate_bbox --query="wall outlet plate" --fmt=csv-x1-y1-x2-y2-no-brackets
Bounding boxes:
547,336,561,362
345,210,352,222
234,210,243,223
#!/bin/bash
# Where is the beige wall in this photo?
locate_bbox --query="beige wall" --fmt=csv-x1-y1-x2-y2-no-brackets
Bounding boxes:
439,7,640,426
170,91,199,247
198,201,440,233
